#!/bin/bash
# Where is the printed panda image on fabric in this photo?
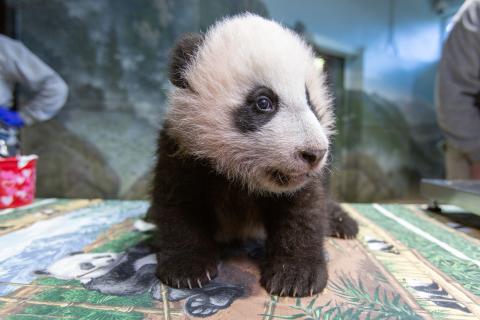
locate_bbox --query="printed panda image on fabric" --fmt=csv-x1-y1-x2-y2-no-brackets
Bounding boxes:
42,243,246,318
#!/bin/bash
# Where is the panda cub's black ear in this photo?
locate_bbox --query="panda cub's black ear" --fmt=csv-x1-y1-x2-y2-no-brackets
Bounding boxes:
169,33,204,89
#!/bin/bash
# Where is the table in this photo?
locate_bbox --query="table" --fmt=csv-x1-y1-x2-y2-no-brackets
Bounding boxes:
0,199,479,319
421,179,480,216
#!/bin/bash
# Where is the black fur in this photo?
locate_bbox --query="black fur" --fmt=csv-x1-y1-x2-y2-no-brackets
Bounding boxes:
149,128,221,289
234,86,279,133
168,33,204,89
148,129,358,297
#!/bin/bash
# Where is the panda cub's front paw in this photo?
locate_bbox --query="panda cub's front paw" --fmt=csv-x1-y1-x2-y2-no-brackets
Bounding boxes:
156,252,218,289
327,202,359,239
329,212,359,239
260,259,328,297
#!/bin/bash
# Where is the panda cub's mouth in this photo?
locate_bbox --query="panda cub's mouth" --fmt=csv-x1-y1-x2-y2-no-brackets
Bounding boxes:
269,169,311,187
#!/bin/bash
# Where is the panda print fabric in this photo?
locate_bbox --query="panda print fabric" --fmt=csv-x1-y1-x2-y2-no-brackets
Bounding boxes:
42,242,245,318
148,13,358,297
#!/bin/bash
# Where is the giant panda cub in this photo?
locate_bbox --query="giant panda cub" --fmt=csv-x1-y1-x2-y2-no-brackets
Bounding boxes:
149,13,358,297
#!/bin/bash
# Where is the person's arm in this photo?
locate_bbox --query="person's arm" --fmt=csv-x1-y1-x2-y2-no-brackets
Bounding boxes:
3,39,68,125
437,1,480,167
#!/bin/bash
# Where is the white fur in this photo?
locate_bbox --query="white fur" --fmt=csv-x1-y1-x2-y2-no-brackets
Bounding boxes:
46,253,119,282
166,14,335,194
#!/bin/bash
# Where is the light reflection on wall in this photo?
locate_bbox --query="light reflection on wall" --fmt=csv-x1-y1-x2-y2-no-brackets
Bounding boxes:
313,57,325,71
264,0,462,200
264,0,443,104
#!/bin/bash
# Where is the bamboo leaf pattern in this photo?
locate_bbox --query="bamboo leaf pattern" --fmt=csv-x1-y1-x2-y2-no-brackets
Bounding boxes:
329,276,422,320
261,275,422,320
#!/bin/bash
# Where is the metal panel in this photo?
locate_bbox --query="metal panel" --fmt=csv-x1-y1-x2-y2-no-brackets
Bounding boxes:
421,179,480,215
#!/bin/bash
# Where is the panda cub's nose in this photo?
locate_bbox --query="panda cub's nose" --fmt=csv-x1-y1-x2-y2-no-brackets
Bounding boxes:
299,149,326,167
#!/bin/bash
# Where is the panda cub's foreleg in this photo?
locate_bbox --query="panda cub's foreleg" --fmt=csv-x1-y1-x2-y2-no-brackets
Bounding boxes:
149,136,220,289
151,203,220,289
260,186,329,297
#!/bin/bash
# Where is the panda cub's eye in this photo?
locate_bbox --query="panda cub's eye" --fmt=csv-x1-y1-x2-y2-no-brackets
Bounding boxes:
255,96,274,112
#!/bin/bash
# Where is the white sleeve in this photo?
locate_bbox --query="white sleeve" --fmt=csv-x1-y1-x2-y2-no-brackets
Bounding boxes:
4,39,68,124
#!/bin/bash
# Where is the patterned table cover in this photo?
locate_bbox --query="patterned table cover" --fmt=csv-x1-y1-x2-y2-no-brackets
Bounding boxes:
0,199,479,319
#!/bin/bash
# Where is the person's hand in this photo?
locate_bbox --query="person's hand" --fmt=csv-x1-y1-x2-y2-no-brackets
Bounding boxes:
0,107,25,128
471,162,480,180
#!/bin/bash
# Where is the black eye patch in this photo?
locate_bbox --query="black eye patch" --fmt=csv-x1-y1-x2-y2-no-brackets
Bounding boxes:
233,86,279,133
80,262,95,270
305,87,321,121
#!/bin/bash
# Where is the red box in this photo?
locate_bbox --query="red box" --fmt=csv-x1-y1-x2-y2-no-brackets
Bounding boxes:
0,155,38,209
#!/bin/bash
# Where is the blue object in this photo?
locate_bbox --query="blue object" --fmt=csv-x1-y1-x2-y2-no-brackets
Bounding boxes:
0,106,24,128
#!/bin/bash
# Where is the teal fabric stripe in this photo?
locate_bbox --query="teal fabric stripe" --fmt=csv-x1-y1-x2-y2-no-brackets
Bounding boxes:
0,199,61,222
382,204,480,260
351,204,480,297
5,305,144,320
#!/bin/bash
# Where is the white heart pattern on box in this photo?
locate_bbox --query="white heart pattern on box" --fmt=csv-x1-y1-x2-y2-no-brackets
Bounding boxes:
22,169,32,178
1,196,13,206
16,190,27,199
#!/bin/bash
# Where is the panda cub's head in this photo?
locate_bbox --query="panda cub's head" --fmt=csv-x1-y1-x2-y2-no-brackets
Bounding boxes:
166,13,334,194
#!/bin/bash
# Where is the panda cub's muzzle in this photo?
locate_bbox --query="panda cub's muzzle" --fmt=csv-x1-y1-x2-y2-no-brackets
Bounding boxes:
267,146,327,189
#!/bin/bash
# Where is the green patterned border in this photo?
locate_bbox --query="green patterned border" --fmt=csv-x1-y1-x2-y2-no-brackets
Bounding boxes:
351,204,480,297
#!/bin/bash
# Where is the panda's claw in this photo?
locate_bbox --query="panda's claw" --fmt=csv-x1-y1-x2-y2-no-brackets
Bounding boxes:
261,258,328,297
155,251,219,290
327,203,359,239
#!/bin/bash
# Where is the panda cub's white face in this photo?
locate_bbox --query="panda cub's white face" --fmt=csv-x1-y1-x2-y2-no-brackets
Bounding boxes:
167,14,335,194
